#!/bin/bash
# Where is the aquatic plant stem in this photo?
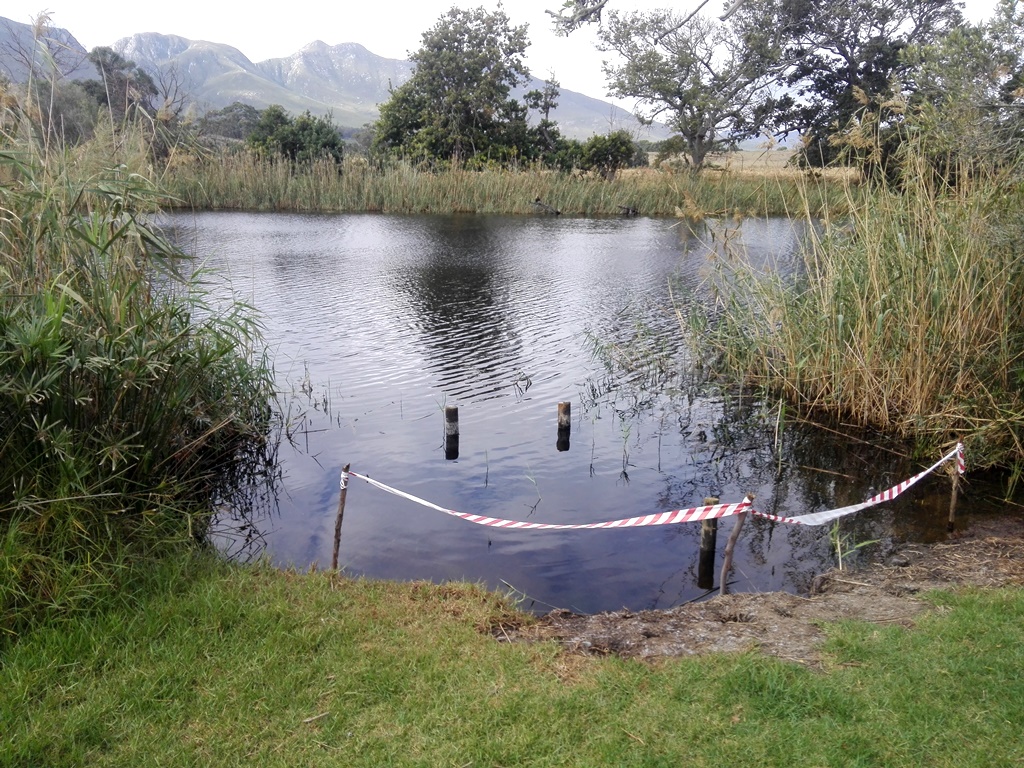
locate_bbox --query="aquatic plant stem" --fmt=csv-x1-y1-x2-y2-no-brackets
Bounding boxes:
720,495,753,596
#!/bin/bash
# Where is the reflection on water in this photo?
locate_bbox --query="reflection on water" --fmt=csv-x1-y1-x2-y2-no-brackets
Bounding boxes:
166,211,1013,614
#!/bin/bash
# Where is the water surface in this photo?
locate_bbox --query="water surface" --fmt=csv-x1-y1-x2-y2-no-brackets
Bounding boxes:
168,211,986,613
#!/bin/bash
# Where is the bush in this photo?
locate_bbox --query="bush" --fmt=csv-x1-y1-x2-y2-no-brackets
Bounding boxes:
0,112,275,641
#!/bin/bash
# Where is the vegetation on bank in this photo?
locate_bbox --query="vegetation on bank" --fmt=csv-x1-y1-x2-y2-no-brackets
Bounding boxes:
2,551,1023,767
0,118,275,641
159,151,849,217
680,129,1024,471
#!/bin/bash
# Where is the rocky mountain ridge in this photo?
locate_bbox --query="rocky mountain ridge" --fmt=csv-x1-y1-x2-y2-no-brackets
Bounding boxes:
1,17,665,139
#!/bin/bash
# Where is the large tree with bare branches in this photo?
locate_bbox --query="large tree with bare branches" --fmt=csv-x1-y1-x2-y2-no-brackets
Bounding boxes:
550,0,967,167
595,6,789,171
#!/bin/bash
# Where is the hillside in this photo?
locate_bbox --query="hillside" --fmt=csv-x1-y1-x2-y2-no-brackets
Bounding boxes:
0,17,668,140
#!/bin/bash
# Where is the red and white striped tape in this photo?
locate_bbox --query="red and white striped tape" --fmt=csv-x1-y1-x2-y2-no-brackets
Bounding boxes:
753,442,964,526
344,442,963,530
347,470,751,529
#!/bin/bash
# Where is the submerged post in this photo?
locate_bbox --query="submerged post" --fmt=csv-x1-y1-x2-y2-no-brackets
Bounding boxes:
697,497,719,590
557,401,571,452
331,463,351,571
720,494,754,597
444,405,460,460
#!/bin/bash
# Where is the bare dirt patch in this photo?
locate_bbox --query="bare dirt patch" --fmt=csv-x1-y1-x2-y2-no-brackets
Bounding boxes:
505,514,1024,666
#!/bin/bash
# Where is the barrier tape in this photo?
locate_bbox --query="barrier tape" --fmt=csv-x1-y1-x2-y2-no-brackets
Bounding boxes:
751,442,963,526
347,470,751,529
345,442,963,530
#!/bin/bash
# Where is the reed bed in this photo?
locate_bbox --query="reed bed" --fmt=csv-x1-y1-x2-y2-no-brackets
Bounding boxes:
160,151,852,218
0,117,275,640
684,144,1024,469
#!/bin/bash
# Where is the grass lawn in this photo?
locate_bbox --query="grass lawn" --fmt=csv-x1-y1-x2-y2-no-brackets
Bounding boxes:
2,551,1023,767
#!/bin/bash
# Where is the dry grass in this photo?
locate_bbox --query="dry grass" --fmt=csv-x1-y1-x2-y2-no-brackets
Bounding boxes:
160,150,852,218
684,145,1024,468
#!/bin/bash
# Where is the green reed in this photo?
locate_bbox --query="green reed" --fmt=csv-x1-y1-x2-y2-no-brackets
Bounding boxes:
682,140,1024,469
160,151,850,218
0,112,275,641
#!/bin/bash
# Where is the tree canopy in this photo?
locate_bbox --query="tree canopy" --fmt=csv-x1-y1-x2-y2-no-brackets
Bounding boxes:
548,0,1021,171
596,6,788,171
372,6,533,165
247,105,345,165
767,0,965,165
82,47,157,124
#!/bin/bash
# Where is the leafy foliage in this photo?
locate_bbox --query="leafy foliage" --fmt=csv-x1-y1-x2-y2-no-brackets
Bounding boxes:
247,105,345,165
0,108,275,639
372,6,533,165
200,102,262,141
597,7,788,171
578,130,641,178
766,0,965,166
82,46,157,125
903,0,1024,167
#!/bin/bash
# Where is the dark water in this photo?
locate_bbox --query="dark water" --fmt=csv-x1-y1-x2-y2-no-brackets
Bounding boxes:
166,211,1010,614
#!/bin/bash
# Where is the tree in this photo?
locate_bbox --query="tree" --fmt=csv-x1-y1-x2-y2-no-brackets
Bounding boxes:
246,105,344,165
524,76,562,153
579,130,640,179
889,0,1024,179
83,47,157,125
548,0,613,32
766,0,964,166
549,0,968,169
200,102,261,141
596,7,789,171
372,6,531,164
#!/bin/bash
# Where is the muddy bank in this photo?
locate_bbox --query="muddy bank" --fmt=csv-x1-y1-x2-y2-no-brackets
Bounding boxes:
505,514,1024,665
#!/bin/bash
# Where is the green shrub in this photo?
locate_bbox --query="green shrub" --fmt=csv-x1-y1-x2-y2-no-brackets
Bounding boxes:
0,111,275,641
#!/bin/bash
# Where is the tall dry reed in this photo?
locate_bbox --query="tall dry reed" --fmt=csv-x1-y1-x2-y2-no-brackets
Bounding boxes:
160,151,851,218
683,141,1024,469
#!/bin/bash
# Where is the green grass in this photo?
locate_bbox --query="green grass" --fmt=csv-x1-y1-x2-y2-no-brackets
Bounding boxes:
2,551,1022,767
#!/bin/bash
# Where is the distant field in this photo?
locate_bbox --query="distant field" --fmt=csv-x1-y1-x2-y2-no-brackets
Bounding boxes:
714,149,798,171
645,149,856,181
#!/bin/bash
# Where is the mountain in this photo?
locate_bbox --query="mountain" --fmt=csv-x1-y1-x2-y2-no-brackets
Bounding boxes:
113,32,665,139
0,18,668,140
113,33,416,130
0,16,95,83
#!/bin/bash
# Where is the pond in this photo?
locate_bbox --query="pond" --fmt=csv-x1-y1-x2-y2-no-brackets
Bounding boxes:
166,211,994,614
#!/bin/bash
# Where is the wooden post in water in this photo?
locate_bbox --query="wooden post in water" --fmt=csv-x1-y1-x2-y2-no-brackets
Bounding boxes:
697,497,719,590
331,463,351,571
444,406,460,460
720,494,754,597
556,401,571,452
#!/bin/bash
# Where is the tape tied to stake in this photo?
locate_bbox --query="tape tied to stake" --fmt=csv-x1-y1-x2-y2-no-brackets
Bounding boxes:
346,442,963,530
751,443,963,526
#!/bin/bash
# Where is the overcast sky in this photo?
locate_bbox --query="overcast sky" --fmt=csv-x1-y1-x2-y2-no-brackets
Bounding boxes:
2,0,1000,106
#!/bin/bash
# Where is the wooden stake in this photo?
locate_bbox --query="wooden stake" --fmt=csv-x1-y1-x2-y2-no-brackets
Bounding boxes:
947,463,960,533
720,494,754,597
444,405,459,460
331,463,350,571
557,401,571,452
697,497,719,590
557,401,571,429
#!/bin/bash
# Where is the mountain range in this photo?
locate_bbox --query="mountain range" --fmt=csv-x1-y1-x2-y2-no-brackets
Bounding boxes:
0,16,668,140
